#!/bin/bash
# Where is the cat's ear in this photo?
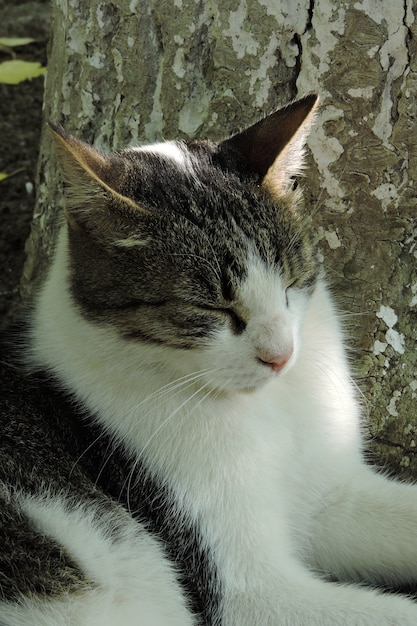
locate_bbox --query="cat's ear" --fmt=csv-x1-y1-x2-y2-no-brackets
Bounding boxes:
48,124,143,232
222,94,318,196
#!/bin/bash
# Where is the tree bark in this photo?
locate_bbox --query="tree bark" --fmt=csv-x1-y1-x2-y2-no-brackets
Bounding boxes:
23,0,417,476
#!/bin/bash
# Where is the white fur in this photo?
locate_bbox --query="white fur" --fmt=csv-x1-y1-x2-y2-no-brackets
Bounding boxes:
14,226,417,625
0,488,194,626
132,140,193,171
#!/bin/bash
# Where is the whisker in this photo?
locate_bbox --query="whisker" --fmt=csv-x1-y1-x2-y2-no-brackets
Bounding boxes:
121,370,219,509
69,431,107,478
126,368,213,416
135,378,216,460
306,352,370,419
71,376,207,508
125,457,141,515
93,437,119,488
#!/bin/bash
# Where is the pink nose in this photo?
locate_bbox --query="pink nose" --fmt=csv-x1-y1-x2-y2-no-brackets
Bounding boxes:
258,349,293,371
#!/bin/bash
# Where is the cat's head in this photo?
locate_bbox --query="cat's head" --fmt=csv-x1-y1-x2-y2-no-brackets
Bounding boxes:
50,95,320,392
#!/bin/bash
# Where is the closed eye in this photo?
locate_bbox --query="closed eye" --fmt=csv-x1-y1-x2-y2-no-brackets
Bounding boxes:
226,309,247,334
285,275,316,305
202,306,247,334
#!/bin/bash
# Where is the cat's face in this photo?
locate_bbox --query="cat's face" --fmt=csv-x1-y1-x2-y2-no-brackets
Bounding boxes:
51,96,319,392
191,247,314,391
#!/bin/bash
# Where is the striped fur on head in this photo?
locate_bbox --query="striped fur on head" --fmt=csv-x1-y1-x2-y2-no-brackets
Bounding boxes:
50,95,319,349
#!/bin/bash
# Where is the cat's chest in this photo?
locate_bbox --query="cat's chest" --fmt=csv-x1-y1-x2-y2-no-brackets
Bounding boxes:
204,378,358,520
126,379,338,511
100,367,351,494
78,355,359,550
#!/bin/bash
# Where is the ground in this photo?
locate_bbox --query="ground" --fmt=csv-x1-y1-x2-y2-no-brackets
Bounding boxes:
0,0,50,329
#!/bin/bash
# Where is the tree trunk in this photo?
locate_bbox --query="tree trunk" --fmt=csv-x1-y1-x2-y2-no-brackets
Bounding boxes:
22,0,417,476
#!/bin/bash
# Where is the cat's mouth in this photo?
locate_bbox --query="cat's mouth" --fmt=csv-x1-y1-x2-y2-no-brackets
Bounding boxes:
214,361,293,394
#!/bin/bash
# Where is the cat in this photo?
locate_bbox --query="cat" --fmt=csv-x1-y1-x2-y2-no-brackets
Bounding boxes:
1,94,417,625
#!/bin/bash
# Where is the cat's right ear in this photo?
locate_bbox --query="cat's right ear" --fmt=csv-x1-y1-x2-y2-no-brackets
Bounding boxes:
221,94,318,197
48,123,144,233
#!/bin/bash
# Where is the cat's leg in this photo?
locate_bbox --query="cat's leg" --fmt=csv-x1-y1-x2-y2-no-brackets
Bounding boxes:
309,465,417,587
15,558,417,626
221,557,417,626
0,589,194,626
214,490,417,626
0,490,195,626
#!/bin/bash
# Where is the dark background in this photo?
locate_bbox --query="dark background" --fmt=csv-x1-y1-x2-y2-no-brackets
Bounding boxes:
0,0,50,329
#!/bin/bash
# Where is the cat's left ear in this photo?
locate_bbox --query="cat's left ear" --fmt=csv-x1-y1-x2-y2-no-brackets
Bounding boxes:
48,123,143,233
222,94,318,196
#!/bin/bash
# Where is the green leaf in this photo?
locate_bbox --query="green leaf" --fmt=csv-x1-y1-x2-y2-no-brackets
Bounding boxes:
0,168,25,181
0,37,36,48
0,60,46,84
